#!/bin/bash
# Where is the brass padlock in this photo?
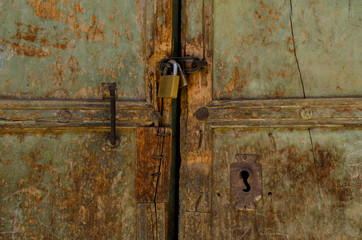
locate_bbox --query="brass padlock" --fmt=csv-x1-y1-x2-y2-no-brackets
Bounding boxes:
158,60,180,98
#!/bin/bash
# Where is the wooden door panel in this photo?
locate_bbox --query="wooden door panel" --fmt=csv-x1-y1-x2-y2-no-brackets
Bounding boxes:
180,0,362,239
212,128,361,239
212,0,361,99
0,130,137,239
0,0,149,100
0,0,174,239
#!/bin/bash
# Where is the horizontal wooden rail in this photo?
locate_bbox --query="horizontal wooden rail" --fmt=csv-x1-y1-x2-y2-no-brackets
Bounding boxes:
0,99,155,130
200,97,362,128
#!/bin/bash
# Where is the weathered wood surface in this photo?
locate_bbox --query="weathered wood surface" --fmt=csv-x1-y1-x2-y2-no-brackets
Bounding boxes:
136,127,172,203
213,128,361,239
205,98,362,128
180,0,362,239
137,203,168,240
180,0,213,239
213,0,362,99
0,130,138,239
0,0,173,239
0,99,154,129
0,0,147,100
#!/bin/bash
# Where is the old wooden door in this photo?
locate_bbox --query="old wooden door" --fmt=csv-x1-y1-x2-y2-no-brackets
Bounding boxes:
0,0,175,239
180,0,361,239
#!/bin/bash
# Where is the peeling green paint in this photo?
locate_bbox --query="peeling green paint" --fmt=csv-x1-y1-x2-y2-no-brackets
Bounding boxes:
212,128,361,239
0,130,137,239
0,0,146,100
213,0,362,99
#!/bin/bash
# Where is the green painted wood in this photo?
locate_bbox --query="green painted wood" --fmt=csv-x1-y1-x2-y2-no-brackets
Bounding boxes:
0,130,137,239
0,0,146,100
212,128,361,239
180,0,361,239
0,0,173,239
213,0,362,99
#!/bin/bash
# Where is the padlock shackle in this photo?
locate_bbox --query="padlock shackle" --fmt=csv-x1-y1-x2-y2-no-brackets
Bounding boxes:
167,60,178,76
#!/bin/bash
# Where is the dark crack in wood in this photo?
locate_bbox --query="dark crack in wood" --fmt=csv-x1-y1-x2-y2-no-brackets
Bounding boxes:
289,0,306,98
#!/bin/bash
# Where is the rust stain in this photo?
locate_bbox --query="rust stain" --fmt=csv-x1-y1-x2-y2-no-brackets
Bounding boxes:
312,144,352,203
12,22,44,43
270,142,354,211
9,21,74,52
48,58,67,86
103,68,117,79
28,0,88,39
20,150,57,175
0,41,50,57
28,0,62,21
224,64,251,93
6,111,42,121
60,151,122,238
87,16,105,42
253,0,287,45
68,56,81,84
64,1,87,39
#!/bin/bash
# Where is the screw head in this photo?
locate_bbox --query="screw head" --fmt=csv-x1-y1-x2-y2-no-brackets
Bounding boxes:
149,111,162,124
195,107,209,121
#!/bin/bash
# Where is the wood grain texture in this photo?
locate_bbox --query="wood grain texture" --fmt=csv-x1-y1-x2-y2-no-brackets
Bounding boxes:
136,127,172,203
205,97,362,128
179,0,213,238
0,99,154,129
0,1,173,239
137,203,167,240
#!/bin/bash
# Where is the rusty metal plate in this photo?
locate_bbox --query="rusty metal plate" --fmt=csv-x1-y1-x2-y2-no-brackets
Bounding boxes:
230,154,262,210
135,127,172,203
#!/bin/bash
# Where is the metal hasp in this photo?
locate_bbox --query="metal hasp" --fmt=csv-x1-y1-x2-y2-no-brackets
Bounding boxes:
231,154,262,210
159,56,207,73
108,82,118,146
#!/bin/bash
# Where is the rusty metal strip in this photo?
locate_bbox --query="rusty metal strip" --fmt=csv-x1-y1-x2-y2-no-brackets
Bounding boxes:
196,98,362,127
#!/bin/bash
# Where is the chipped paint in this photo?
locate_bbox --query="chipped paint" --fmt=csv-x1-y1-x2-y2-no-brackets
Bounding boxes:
212,0,362,99
0,1,173,239
0,131,138,239
0,0,147,100
180,0,362,239
212,128,361,239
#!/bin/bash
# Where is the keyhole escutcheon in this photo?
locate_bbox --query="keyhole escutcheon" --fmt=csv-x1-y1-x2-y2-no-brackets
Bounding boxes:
240,170,251,192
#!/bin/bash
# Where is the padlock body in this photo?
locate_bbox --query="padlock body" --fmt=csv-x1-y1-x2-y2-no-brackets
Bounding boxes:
158,75,180,98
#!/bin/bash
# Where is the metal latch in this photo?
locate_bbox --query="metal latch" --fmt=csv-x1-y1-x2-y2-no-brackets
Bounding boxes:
102,82,119,147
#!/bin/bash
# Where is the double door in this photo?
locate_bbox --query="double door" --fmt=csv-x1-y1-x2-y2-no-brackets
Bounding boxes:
1,1,361,239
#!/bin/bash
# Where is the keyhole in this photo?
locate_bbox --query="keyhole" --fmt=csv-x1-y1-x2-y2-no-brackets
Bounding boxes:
240,170,251,192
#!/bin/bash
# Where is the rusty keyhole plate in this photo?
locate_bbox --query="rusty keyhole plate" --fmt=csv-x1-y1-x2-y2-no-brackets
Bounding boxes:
230,154,262,210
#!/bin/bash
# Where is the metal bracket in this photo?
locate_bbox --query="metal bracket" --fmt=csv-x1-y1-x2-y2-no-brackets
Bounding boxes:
230,154,262,210
159,56,207,74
